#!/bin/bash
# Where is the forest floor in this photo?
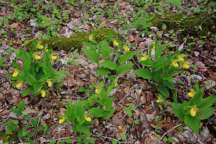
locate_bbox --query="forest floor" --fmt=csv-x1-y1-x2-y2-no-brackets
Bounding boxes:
0,0,216,144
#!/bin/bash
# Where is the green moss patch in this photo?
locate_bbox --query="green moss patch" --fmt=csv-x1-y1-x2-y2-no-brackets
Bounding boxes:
150,12,216,38
27,27,117,51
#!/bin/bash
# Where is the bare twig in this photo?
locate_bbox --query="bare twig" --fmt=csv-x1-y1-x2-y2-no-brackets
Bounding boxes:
160,124,182,141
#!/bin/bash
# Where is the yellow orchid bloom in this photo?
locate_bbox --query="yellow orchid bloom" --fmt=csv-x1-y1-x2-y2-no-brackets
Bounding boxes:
89,34,93,41
84,115,91,122
34,53,41,60
47,80,53,87
59,117,65,124
123,45,130,52
190,106,198,117
188,89,196,98
156,97,162,103
177,55,184,62
50,54,57,60
36,44,44,50
12,69,19,77
40,90,46,97
140,55,148,61
16,81,23,89
95,88,101,94
172,60,179,68
113,40,119,47
182,62,190,69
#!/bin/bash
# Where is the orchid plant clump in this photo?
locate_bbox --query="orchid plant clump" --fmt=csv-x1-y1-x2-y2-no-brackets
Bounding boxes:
10,43,68,97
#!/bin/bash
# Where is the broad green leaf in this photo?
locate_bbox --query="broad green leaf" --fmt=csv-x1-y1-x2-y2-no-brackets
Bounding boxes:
89,108,105,118
199,107,214,120
134,69,152,79
162,80,175,89
165,0,182,7
184,115,200,134
117,63,133,75
82,47,99,63
172,103,185,121
157,86,170,97
22,87,33,96
199,96,216,108
12,101,25,116
5,120,19,134
0,56,6,67
98,40,113,58
112,139,118,144
96,68,109,76
101,60,117,70
119,51,136,63
140,60,153,67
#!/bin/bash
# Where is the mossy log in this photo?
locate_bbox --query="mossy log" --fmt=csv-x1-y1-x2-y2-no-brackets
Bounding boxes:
150,12,216,38
27,27,117,51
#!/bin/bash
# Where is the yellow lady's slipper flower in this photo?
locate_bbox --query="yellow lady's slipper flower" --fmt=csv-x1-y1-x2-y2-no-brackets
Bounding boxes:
84,115,91,122
113,40,119,47
188,89,196,98
156,97,162,103
172,60,179,68
123,45,130,52
16,81,23,89
50,54,57,60
114,81,118,87
47,80,53,87
40,90,46,97
12,69,19,77
182,62,190,69
36,44,44,50
140,55,148,61
190,106,198,117
89,34,93,41
34,53,41,60
95,88,101,94
177,55,184,62
59,117,65,124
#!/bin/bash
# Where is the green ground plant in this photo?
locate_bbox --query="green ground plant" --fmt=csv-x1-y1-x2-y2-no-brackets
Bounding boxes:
134,38,186,98
123,104,136,118
2,0,216,143
3,101,48,143
171,83,216,134
10,44,67,97
83,32,135,79
61,80,117,143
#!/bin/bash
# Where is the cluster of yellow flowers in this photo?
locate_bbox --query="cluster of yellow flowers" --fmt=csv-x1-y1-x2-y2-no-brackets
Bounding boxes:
12,67,54,98
35,43,57,61
58,114,91,125
33,52,57,61
187,89,199,117
12,69,23,89
171,55,190,69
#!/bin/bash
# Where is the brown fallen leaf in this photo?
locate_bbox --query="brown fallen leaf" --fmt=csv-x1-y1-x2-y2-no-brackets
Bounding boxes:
116,125,127,140
10,22,22,30
207,70,216,81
